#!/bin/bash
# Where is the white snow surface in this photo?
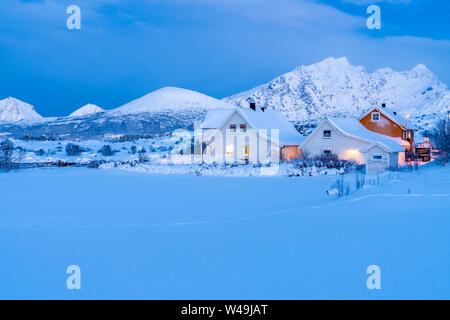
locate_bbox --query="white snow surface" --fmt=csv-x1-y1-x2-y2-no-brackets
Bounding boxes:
0,164,449,299
112,87,235,115
69,104,104,117
225,57,450,122
0,97,43,122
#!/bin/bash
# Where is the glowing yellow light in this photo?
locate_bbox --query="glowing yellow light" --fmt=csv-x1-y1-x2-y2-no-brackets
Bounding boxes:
405,114,410,120
347,149,359,156
226,145,234,156
244,145,250,156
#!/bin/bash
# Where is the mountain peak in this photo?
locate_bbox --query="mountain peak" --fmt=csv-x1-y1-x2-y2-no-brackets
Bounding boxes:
319,57,350,66
113,87,234,114
0,97,43,122
69,104,104,117
411,64,431,74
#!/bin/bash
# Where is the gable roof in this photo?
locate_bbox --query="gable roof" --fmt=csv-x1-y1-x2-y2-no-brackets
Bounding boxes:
359,106,417,130
301,117,406,153
360,142,397,154
202,107,305,146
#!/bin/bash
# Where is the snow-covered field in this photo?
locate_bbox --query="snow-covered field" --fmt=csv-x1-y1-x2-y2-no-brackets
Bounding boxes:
11,137,177,164
0,164,449,299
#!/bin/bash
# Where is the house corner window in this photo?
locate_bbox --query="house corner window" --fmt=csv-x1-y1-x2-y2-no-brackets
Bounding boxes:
372,155,383,161
323,130,332,138
230,124,237,132
240,124,247,133
371,112,380,122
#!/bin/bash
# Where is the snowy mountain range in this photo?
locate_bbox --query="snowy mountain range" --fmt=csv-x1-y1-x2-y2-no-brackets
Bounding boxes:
0,58,448,138
0,88,234,138
225,57,449,123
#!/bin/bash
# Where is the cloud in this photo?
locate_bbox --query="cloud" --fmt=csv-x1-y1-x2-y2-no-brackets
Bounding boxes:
340,0,411,4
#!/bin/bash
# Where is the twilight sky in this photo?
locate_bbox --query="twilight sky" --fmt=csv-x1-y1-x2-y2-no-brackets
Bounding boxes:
0,0,449,116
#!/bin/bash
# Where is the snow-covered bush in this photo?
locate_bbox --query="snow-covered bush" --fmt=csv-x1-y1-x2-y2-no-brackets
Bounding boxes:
292,154,355,173
98,145,116,157
65,143,86,156
88,160,108,169
34,149,45,156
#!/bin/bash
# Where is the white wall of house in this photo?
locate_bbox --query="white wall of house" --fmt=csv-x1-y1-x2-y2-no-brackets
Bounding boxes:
363,145,390,173
203,111,277,163
301,121,368,164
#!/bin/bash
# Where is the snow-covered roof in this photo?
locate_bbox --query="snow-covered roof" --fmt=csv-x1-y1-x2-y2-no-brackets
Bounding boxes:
326,117,406,153
360,106,417,130
202,108,236,129
202,107,304,146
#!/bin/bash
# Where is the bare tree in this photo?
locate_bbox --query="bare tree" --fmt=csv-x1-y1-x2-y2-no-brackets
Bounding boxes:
137,150,148,163
0,139,24,171
431,117,450,165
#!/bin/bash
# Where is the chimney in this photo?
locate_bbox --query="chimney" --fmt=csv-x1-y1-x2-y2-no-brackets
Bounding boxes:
382,103,386,108
250,102,256,111
261,107,266,112
393,111,397,116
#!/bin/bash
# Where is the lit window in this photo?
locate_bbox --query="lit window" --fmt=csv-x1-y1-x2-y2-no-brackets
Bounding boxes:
372,112,380,122
226,145,234,156
230,124,237,132
240,124,247,132
372,155,383,161
323,130,332,138
244,145,250,156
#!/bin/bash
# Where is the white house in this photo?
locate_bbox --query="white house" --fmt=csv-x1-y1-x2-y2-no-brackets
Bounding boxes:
300,117,407,173
201,103,304,163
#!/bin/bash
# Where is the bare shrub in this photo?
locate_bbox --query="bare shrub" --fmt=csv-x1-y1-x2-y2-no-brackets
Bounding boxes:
137,150,148,163
355,172,366,190
330,175,351,199
431,117,450,165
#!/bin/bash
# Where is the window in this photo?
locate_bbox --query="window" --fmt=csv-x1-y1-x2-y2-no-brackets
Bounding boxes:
323,149,332,155
371,112,380,122
372,155,383,161
226,145,234,157
240,124,247,132
323,130,332,138
229,124,237,132
244,145,250,156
